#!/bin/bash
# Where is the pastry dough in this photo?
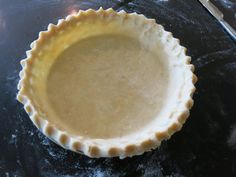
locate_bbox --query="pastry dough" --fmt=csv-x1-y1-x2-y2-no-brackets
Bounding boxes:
17,8,197,158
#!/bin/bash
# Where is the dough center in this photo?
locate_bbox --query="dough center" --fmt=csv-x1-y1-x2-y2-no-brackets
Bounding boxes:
47,34,169,139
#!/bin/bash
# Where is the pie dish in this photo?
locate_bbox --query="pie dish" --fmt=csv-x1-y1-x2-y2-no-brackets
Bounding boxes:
17,8,197,158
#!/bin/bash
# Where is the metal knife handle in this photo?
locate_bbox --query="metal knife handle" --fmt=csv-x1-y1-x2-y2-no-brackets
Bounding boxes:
207,0,224,20
220,19,236,41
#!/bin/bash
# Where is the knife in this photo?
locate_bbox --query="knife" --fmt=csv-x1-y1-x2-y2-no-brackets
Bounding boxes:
199,0,236,41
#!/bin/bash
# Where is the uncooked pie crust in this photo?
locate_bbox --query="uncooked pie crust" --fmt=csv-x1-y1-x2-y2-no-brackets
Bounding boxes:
17,8,197,158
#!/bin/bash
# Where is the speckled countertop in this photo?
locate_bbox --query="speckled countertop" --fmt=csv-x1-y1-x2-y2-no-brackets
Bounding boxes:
0,0,236,177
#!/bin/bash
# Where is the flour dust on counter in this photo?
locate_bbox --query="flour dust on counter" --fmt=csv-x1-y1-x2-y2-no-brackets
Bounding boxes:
227,125,236,150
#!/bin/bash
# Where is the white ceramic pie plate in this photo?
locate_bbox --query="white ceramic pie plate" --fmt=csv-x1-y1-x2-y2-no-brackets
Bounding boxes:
17,8,197,158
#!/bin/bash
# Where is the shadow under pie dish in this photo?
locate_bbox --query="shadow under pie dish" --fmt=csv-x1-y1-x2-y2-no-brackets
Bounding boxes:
17,8,197,158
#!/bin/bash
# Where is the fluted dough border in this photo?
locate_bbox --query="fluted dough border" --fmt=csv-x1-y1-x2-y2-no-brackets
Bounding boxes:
17,8,197,158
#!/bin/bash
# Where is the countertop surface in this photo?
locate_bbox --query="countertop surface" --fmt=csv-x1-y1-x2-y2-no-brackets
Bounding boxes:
0,0,236,177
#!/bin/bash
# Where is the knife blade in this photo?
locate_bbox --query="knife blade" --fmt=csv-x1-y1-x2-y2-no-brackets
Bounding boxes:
199,0,236,41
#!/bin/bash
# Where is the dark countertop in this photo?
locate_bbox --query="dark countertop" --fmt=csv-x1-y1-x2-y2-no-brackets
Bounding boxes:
0,0,236,177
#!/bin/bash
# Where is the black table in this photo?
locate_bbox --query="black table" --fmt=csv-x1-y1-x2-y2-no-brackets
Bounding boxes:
0,0,236,177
